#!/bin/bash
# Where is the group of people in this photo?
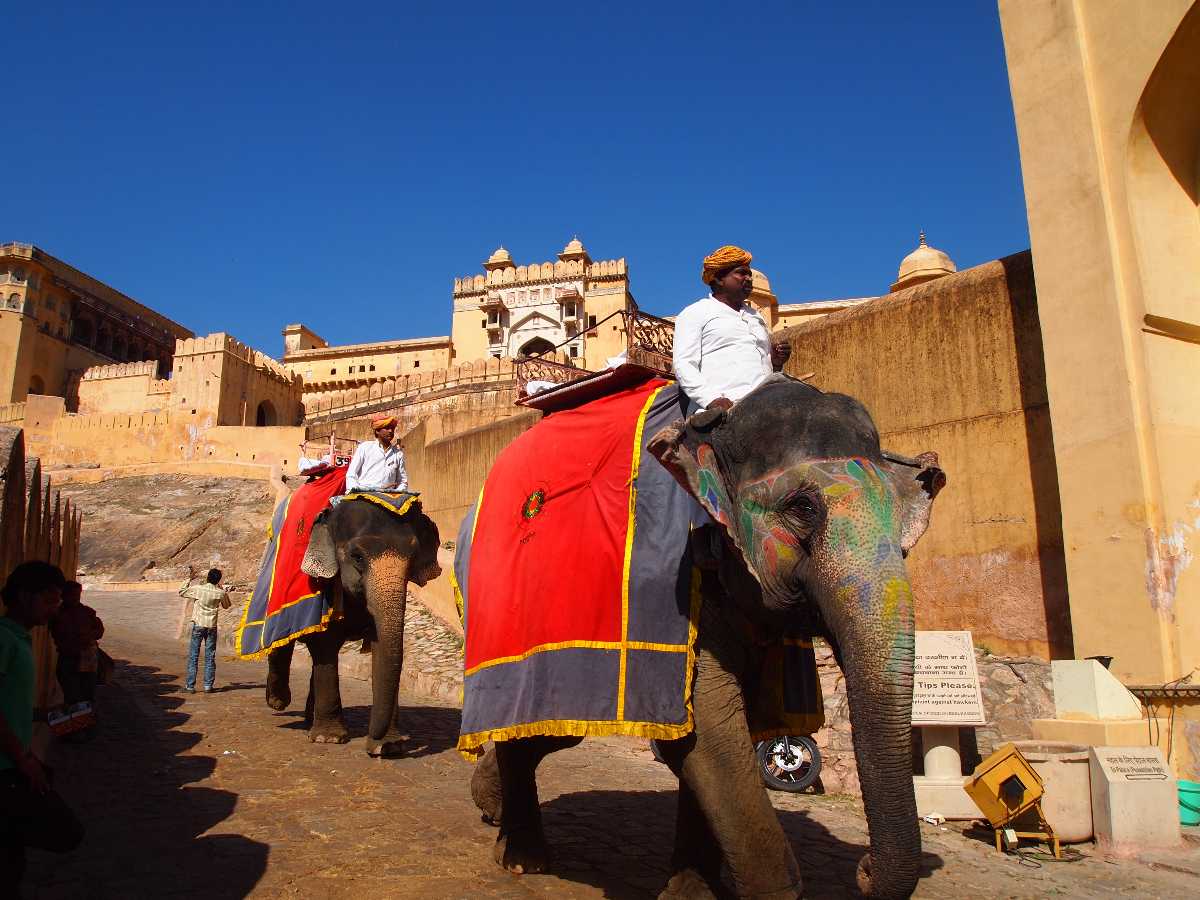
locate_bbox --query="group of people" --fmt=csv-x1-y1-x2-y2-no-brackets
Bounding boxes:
1,562,88,889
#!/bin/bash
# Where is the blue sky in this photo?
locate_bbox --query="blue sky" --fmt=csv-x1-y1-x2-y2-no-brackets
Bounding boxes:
3,1,1027,356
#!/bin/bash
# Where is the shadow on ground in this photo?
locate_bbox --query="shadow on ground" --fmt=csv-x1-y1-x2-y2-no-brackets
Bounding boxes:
533,789,944,899
24,658,269,898
272,702,461,759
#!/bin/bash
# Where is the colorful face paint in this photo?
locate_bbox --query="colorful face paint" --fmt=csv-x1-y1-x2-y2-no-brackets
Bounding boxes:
730,457,915,675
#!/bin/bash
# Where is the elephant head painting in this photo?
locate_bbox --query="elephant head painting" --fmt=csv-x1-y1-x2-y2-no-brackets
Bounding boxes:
465,375,945,899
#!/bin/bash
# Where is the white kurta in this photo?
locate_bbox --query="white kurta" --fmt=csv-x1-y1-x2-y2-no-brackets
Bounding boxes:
672,294,772,409
346,440,408,492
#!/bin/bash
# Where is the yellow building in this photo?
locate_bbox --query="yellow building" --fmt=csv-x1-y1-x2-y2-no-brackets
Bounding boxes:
281,325,452,408
0,243,192,404
1000,0,1199,775
449,238,634,371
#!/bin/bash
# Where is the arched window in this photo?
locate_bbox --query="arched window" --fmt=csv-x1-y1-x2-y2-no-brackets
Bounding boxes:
255,400,278,427
518,337,556,357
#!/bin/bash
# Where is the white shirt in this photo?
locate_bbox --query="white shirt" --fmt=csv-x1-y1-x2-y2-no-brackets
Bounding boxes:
346,440,408,492
672,294,772,409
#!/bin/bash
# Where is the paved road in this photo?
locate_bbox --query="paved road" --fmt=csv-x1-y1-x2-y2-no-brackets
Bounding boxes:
21,592,1200,898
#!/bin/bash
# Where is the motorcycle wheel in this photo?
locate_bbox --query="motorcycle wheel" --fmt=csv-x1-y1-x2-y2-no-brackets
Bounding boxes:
756,734,821,792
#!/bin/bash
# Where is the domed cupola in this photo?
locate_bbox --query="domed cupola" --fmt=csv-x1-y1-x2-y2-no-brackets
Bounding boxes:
890,232,957,292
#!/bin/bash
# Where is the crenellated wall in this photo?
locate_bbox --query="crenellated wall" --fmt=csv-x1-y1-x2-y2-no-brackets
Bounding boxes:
301,353,530,419
451,256,626,296
77,360,164,415
171,332,304,426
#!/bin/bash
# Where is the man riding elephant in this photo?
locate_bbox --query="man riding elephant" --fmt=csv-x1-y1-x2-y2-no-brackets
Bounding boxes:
459,348,945,899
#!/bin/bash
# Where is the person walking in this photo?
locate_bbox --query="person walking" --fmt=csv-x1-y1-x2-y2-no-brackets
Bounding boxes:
0,561,85,889
179,569,231,694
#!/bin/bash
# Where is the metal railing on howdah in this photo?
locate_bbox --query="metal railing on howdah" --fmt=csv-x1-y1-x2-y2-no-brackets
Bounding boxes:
514,302,675,398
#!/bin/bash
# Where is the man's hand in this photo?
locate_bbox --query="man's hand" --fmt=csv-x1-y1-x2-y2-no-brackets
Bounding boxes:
17,751,49,794
771,341,792,371
707,397,734,412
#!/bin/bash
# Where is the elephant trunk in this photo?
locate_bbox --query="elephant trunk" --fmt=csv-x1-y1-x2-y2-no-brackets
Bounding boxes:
364,550,410,744
822,565,921,899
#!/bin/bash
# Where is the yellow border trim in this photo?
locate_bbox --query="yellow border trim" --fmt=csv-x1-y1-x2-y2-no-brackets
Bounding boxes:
457,381,704,757
457,716,695,759
342,492,418,517
616,383,666,721
464,638,688,677
236,604,337,661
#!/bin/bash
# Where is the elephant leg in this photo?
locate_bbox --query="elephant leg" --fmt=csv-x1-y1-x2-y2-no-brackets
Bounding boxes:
492,736,581,873
265,642,294,710
471,747,503,825
475,735,581,828
653,769,723,899
306,635,348,744
663,644,801,899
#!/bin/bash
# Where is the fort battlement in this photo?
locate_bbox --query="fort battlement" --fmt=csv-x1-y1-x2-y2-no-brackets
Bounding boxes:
453,257,626,297
301,352,565,423
80,360,161,382
174,332,299,385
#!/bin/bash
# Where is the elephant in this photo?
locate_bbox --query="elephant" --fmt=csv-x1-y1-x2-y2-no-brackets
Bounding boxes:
263,494,442,756
469,375,946,899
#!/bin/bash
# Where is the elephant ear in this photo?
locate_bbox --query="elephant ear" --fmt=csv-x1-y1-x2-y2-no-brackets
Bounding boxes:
301,513,339,579
882,449,947,552
647,411,750,561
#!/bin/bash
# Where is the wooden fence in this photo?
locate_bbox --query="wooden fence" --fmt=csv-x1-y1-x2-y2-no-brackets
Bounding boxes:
0,425,83,752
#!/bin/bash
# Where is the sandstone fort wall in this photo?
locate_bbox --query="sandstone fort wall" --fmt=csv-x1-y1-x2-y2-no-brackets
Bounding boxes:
781,251,1069,660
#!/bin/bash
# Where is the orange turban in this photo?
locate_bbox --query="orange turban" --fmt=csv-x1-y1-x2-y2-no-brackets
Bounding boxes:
701,245,752,285
371,414,397,430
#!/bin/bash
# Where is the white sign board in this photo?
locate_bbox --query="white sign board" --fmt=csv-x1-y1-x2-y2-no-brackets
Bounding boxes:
911,630,986,726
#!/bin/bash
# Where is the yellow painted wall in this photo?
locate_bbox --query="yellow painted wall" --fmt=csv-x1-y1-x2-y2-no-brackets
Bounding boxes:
1000,0,1200,779
780,252,1072,660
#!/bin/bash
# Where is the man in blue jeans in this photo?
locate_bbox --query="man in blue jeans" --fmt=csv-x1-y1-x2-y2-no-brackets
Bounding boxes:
179,569,231,693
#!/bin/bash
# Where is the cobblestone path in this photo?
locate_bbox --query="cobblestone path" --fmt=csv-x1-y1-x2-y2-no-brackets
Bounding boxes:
21,592,1200,898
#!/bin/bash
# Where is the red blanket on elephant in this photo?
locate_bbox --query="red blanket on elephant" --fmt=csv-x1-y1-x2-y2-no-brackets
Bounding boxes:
454,377,825,756
234,466,347,659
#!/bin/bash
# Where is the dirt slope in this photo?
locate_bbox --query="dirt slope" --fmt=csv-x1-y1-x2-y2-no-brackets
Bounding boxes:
56,475,276,589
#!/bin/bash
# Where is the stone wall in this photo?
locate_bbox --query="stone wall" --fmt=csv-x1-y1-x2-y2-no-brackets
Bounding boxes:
813,644,1054,795
780,251,1071,660
46,413,304,473
77,360,164,415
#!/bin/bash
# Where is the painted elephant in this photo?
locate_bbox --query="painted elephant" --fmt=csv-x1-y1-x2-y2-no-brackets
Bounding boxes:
470,375,945,898
264,494,442,756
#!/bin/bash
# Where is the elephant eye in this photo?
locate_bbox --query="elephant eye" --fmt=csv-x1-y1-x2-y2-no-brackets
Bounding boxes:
776,487,824,539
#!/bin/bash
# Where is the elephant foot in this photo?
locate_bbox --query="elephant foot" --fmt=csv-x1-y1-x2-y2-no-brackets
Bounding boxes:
266,683,290,711
365,735,407,758
471,747,503,826
657,869,719,900
309,719,350,744
493,825,548,875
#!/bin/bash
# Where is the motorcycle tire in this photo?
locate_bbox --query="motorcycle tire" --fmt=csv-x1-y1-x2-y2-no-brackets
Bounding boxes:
756,734,821,793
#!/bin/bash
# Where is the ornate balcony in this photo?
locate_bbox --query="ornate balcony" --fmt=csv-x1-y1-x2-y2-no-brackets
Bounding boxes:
515,301,675,409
